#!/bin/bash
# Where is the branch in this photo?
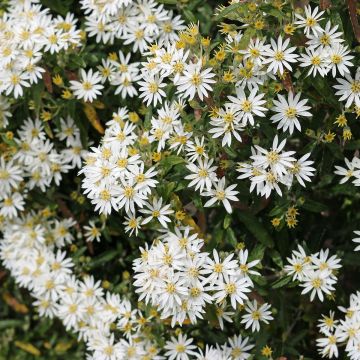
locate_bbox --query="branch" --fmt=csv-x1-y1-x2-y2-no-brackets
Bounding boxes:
347,0,360,43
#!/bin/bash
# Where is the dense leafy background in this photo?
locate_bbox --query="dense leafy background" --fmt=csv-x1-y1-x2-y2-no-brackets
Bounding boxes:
1,0,360,359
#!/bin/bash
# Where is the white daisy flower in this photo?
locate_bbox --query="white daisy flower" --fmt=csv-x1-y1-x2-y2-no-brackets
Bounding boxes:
83,220,102,242
227,87,267,126
270,92,312,134
306,21,344,50
251,135,296,177
333,69,360,108
140,197,174,228
164,334,198,360
70,69,104,102
334,157,360,184
294,5,324,36
212,274,251,309
201,177,239,214
241,300,273,332
299,47,330,77
185,158,217,192
300,270,337,302
138,73,167,106
352,230,360,251
176,60,216,101
263,36,298,75
327,44,354,77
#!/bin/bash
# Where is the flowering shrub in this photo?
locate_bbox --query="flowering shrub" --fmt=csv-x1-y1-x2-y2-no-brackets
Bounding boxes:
0,0,360,359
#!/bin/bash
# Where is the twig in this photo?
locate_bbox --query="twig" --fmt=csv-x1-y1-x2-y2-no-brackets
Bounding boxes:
347,0,360,43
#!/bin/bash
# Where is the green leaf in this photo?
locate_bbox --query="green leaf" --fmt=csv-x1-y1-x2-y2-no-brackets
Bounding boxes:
271,275,292,289
183,9,196,23
88,249,119,269
160,155,186,173
260,4,284,19
301,199,328,213
0,319,24,330
226,227,237,247
237,211,274,247
237,27,257,50
223,214,232,229
249,243,266,261
214,3,244,21
269,249,283,268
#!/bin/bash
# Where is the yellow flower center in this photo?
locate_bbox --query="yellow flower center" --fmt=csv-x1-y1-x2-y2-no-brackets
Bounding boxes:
225,283,236,294
191,74,202,86
305,18,316,27
82,81,93,91
267,151,280,164
285,107,297,118
274,51,284,61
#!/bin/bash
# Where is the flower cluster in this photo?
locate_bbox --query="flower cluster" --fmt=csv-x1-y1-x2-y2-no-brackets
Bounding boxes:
133,227,273,329
0,0,360,359
0,117,86,219
0,1,81,98
82,0,185,47
335,156,360,186
316,291,360,359
285,245,341,302
237,135,315,198
0,211,264,359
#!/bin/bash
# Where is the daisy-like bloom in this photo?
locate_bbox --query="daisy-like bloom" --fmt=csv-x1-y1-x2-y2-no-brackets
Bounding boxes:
201,177,239,214
0,192,25,219
83,220,101,242
334,157,360,184
288,153,316,187
285,253,310,281
185,158,217,192
306,21,344,50
311,248,342,274
294,5,324,36
70,69,104,102
333,69,360,108
227,334,254,360
316,331,339,358
238,249,260,279
0,157,23,195
164,334,198,360
318,311,338,334
299,47,329,77
238,38,271,66
251,135,296,177
185,136,208,163
352,230,360,251
91,333,124,360
2,70,31,98
215,303,234,330
300,270,337,302
123,214,142,236
270,92,312,134
209,104,245,146
327,44,354,77
117,178,148,215
212,274,252,309
263,36,298,75
91,185,121,215
55,116,80,147
227,87,267,126
241,300,273,332
140,197,174,228
201,249,239,283
138,73,167,106
176,60,216,101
